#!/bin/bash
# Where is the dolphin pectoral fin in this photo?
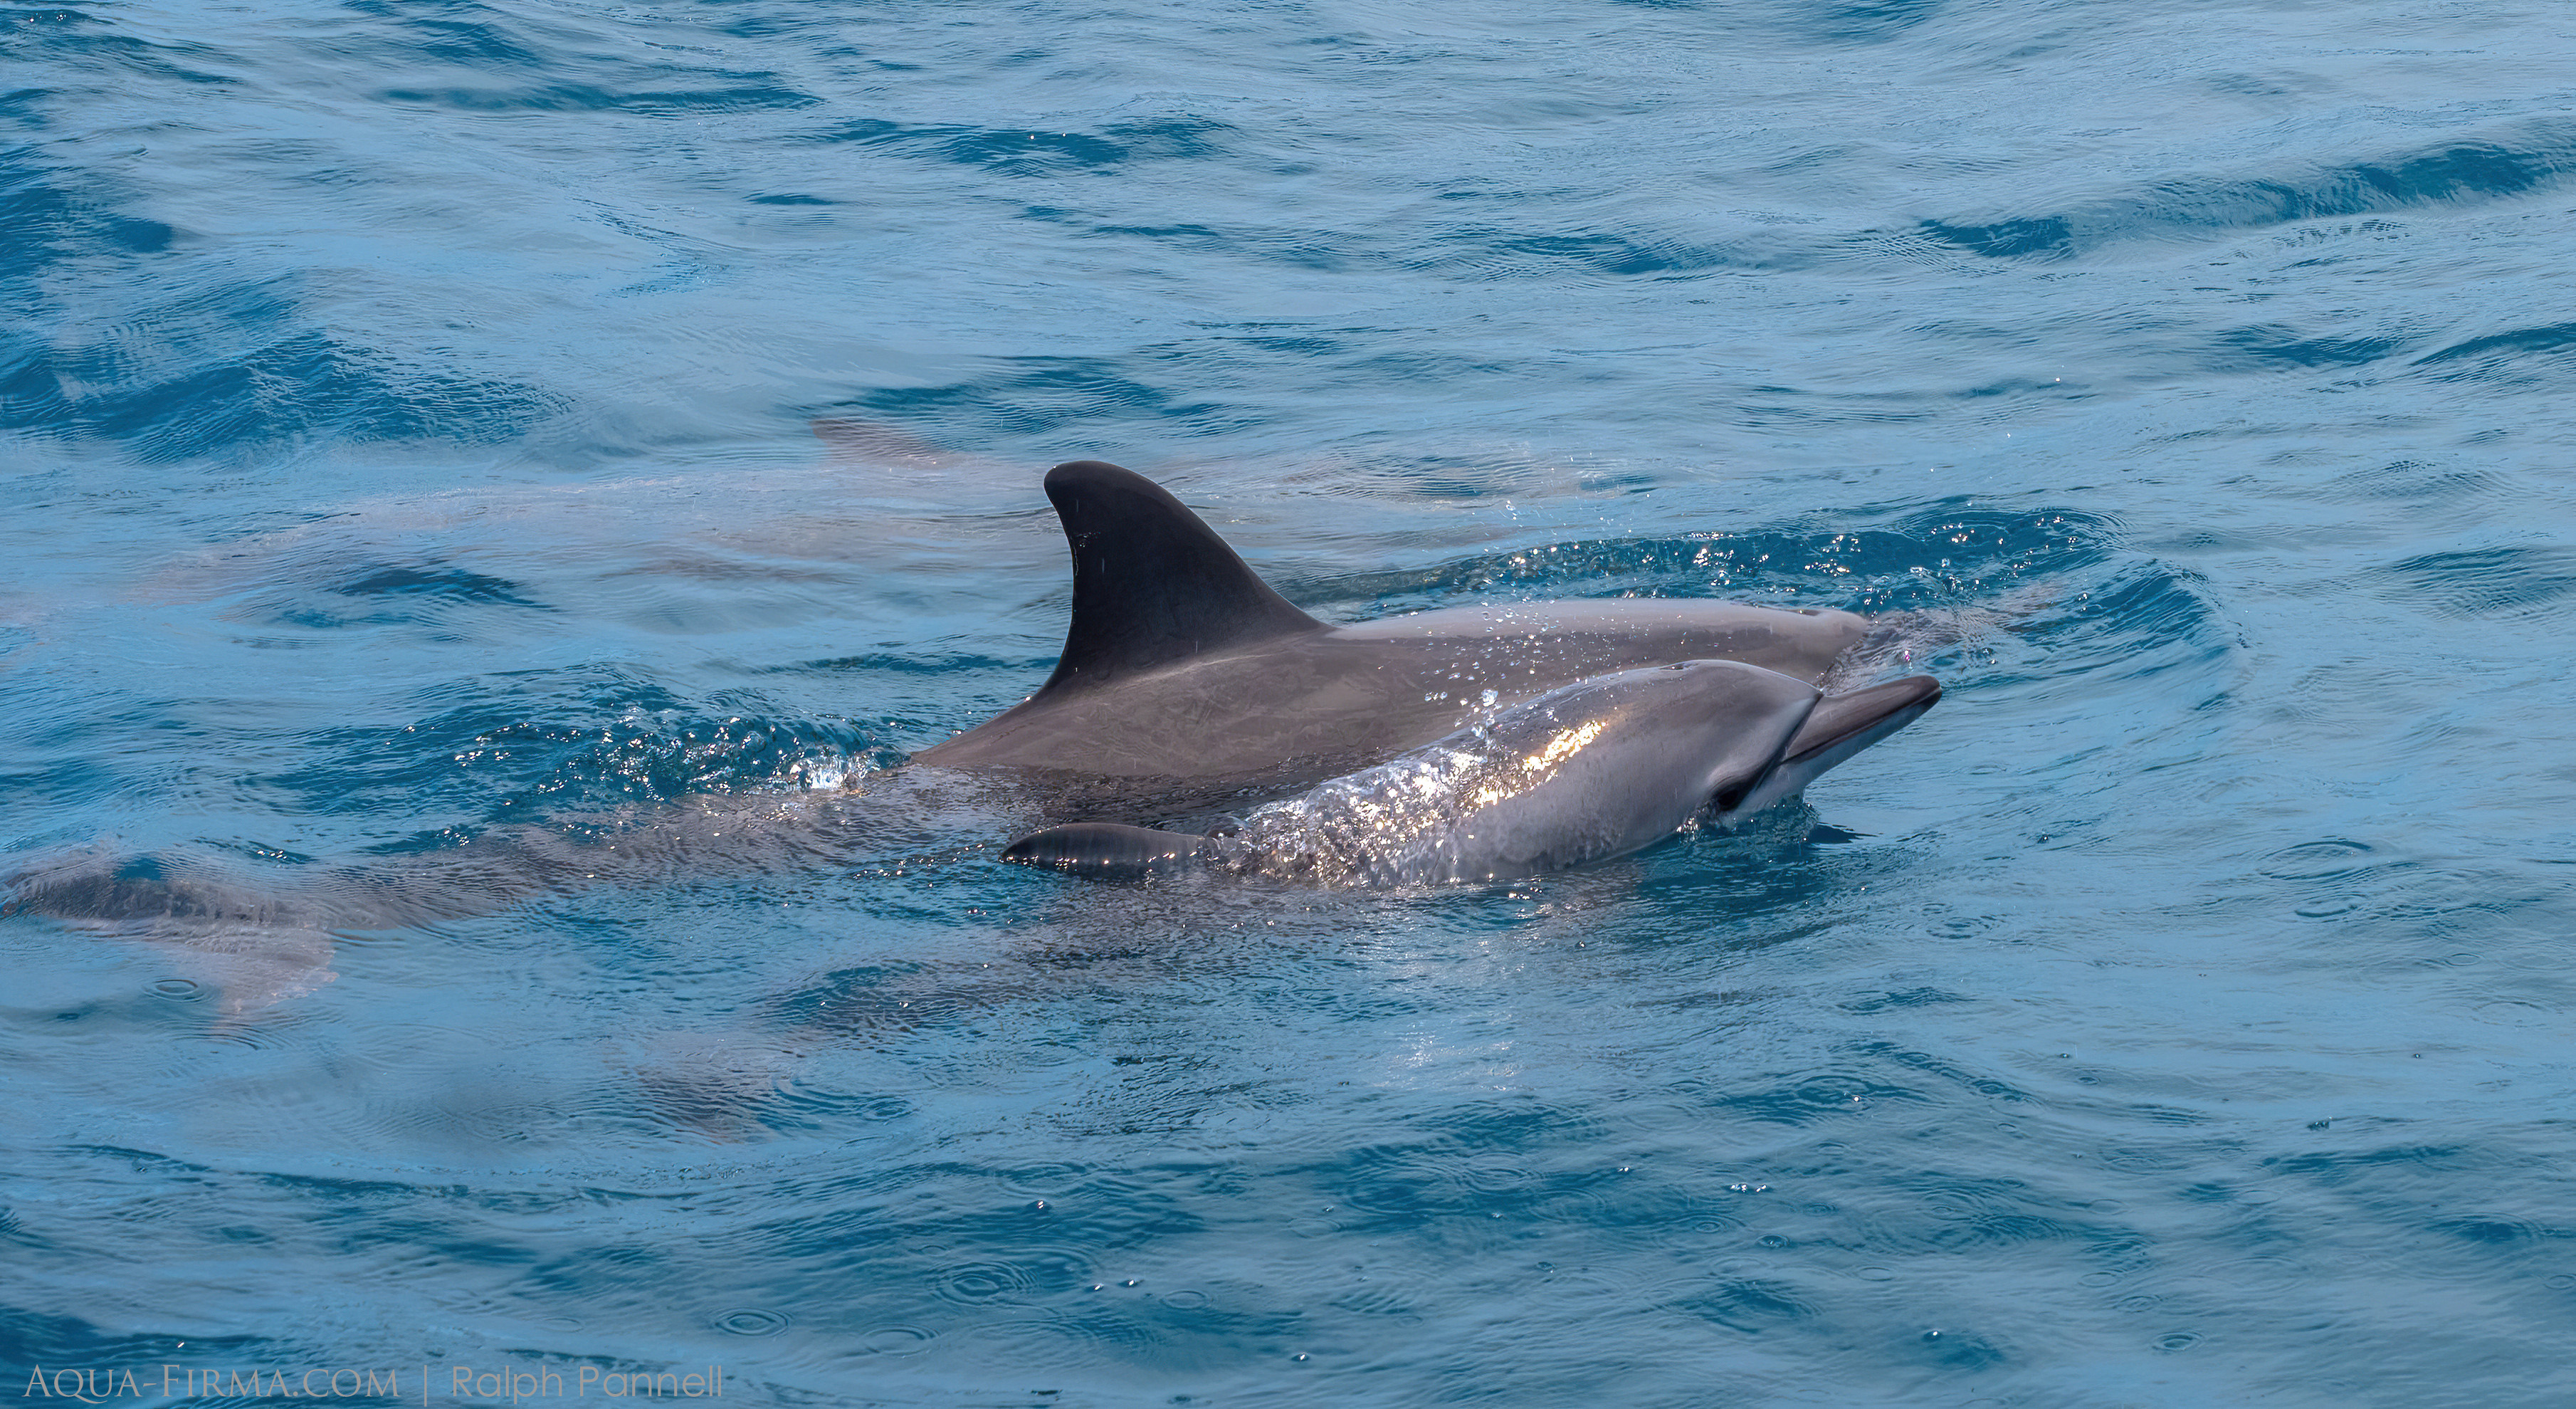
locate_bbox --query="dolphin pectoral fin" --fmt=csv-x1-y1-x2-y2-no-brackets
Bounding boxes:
1002,822,1213,881
1036,461,1325,696
1727,674,1942,821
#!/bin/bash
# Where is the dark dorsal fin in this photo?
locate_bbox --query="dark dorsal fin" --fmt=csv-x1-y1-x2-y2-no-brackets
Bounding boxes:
1037,460,1324,696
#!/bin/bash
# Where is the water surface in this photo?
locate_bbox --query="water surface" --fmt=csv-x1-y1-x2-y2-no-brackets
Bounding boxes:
6,1,2575,1405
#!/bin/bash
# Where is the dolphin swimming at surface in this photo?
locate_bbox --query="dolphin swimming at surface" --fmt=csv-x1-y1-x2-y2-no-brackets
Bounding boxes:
1002,659,1940,886
4,454,1949,1004
914,459,1926,806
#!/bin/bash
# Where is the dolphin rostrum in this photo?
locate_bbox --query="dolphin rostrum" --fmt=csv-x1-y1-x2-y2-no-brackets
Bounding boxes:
1002,659,1940,886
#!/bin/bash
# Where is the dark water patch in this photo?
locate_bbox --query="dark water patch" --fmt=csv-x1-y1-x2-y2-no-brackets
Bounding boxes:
765,963,997,1037
2253,849,2569,936
1909,1326,2008,1372
831,354,1242,441
730,1165,1202,1280
1918,214,2068,261
2009,557,2231,688
758,1085,914,1131
1655,1274,1817,1334
253,562,552,630
380,80,819,115
2373,545,2576,620
1602,0,1944,43
327,2,550,69
0,140,563,459
1315,1106,1629,1230
2198,323,2415,374
1836,1173,2084,1259
1915,120,2576,261
1850,1040,2032,1105
335,0,816,110
2258,839,2375,884
2318,459,2511,505
1416,225,1763,281
0,6,239,85
1838,986,1970,1013
4,310,568,461
767,651,1053,679
1295,503,2125,618
1804,0,1947,43
2410,322,2576,389
0,163,177,274
1074,220,1351,273
333,564,544,608
0,1304,266,1385
0,86,50,133
2414,322,2576,366
794,115,1236,175
1693,1068,1930,1126
2428,1215,2560,1245
2263,1142,2473,1185
1720,373,2103,429
256,666,892,824
1325,1143,1614,1227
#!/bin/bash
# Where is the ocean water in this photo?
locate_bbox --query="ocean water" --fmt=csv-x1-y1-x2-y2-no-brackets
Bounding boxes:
5,0,2575,1404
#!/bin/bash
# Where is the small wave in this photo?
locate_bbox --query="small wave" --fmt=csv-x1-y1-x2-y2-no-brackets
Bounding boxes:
2410,322,2576,389
836,352,1241,441
790,115,1237,175
246,664,900,824
1297,502,2125,616
1914,120,2576,262
2374,545,2576,621
380,81,819,116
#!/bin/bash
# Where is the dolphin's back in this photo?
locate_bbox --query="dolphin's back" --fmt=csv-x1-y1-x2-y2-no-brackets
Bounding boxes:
915,462,1868,787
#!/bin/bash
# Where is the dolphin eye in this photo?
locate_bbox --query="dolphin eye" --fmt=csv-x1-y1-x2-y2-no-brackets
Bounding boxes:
1712,779,1752,812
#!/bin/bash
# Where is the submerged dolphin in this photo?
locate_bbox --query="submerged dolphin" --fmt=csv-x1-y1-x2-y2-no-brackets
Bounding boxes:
1004,659,1939,885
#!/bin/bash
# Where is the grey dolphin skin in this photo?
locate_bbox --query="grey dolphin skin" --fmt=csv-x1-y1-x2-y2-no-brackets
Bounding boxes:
1004,659,1938,886
915,461,1888,789
931,459,1940,881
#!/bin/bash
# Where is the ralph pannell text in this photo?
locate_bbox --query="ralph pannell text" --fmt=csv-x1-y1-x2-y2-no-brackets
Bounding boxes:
23,1363,725,1403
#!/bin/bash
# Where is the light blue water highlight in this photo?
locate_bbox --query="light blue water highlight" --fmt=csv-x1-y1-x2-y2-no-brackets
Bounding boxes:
5,1,2575,1405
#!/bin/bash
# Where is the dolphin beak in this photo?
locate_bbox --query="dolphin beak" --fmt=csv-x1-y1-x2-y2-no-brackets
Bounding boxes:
1718,674,1943,823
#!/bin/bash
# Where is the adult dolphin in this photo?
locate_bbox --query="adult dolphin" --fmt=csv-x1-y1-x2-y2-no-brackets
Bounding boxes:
915,459,1931,811
4,457,1945,1005
1004,658,1939,886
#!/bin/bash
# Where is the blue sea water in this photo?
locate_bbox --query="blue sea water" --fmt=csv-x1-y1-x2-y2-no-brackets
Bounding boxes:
6,0,2576,1404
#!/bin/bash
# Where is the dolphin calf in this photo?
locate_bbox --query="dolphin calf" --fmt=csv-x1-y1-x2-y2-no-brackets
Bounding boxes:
1002,660,1939,886
916,460,1907,810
